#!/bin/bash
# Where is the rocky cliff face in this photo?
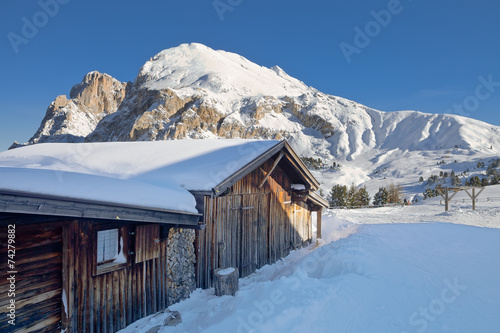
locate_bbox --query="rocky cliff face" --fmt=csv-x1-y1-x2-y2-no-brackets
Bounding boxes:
23,71,130,146
17,43,500,165
86,90,295,143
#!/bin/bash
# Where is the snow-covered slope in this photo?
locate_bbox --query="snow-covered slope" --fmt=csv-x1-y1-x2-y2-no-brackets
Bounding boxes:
117,186,500,333
14,43,500,198
136,43,309,99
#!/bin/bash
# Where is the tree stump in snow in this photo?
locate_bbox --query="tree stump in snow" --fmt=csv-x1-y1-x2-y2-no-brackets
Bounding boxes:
214,267,239,296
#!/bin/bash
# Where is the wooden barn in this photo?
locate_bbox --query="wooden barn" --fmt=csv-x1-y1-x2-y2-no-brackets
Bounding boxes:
0,178,201,333
0,139,327,332
192,140,328,288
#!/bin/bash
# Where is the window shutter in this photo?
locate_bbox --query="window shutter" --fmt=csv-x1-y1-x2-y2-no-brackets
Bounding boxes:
97,229,119,263
135,224,160,263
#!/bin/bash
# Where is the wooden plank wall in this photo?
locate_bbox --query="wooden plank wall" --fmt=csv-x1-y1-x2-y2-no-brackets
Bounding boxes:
135,225,160,263
66,221,168,333
0,223,63,333
196,159,314,289
292,201,312,248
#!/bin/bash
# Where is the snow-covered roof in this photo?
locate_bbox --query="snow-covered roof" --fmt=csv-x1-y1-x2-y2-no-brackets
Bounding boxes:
0,167,197,214
0,139,280,214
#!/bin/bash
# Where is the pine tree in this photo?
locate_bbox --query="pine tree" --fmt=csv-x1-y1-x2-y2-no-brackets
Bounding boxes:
346,183,358,207
423,188,437,199
373,187,389,206
451,175,461,187
427,174,439,185
357,186,371,206
481,177,489,187
469,176,481,186
329,184,348,207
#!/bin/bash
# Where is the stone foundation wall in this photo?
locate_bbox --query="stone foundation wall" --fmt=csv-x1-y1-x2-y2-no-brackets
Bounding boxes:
166,228,196,306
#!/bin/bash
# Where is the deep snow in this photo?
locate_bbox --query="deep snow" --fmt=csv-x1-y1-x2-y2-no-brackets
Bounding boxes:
0,139,278,213
119,185,500,333
0,166,198,213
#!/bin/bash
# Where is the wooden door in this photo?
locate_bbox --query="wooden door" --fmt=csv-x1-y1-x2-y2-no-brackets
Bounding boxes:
239,194,254,277
256,193,270,269
239,194,269,278
217,195,241,270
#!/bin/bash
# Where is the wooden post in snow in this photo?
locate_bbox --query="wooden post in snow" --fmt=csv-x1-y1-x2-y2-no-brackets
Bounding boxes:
473,188,475,211
317,210,322,239
464,187,485,210
445,187,449,211
436,186,460,212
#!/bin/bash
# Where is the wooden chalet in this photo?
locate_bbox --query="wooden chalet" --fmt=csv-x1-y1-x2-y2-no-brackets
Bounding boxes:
192,140,328,288
0,139,328,332
0,190,201,333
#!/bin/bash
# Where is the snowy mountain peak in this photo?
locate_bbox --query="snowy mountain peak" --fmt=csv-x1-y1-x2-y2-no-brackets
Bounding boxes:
15,43,500,197
270,65,289,77
136,43,309,98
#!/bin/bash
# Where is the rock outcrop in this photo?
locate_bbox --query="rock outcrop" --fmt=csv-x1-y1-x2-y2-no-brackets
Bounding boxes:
27,71,129,144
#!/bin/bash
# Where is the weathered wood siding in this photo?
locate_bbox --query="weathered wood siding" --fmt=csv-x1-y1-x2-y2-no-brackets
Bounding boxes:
65,221,169,333
0,223,63,333
196,159,313,288
135,224,160,263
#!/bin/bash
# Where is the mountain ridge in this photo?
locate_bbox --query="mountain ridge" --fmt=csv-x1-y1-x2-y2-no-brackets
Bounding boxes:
13,43,500,197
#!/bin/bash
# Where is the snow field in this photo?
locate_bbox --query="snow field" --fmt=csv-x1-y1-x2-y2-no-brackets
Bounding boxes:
313,147,500,202
119,188,500,333
330,184,500,228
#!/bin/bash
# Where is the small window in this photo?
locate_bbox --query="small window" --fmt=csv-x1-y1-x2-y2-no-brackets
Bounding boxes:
97,229,120,264
93,225,129,276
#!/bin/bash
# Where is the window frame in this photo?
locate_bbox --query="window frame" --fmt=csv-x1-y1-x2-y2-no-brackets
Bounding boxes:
92,223,131,276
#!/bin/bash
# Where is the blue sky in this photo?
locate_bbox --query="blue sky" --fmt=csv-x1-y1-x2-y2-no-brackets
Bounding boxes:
1,0,499,151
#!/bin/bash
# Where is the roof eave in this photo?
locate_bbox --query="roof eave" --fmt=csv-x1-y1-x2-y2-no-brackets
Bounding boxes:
307,191,329,209
0,190,201,225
